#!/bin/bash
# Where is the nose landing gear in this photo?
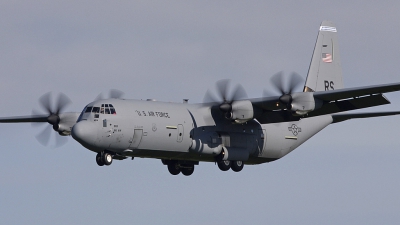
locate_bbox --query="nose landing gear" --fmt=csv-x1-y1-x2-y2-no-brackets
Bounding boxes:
95,152,113,166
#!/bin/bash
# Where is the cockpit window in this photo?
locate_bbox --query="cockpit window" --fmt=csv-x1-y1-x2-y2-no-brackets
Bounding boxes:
100,104,117,114
82,104,116,116
85,107,93,113
92,107,100,113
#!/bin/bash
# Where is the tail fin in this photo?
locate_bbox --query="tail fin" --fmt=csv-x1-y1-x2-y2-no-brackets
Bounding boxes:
303,21,344,92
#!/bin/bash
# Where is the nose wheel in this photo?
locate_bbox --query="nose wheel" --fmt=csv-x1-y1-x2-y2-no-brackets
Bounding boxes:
96,152,113,166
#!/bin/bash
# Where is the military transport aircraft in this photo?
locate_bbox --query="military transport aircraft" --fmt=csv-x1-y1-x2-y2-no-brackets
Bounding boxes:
2,21,400,176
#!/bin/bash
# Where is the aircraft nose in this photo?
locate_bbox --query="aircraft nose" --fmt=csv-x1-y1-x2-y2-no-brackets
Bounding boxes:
71,121,96,147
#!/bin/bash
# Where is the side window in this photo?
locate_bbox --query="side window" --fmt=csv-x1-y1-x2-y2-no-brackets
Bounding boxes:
92,107,100,113
85,107,93,113
108,104,116,114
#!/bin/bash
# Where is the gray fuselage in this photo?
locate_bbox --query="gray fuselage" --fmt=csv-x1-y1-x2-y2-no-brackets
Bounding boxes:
72,99,332,164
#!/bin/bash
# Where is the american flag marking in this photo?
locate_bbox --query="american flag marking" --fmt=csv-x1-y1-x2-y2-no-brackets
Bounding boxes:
322,53,332,63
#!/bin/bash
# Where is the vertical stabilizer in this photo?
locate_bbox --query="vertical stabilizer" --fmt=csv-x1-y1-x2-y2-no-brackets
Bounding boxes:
304,21,343,92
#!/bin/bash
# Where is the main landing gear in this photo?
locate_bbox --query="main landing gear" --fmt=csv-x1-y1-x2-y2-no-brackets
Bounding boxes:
217,160,244,172
96,152,113,166
162,160,197,176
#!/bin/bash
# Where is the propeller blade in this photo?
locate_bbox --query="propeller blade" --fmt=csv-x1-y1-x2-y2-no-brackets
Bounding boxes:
33,92,73,147
35,125,52,146
31,109,46,128
38,92,52,115
109,89,124,99
95,89,125,101
55,92,72,114
54,134,68,148
203,89,219,104
94,93,104,101
287,72,304,94
215,79,231,102
270,71,285,95
230,84,248,101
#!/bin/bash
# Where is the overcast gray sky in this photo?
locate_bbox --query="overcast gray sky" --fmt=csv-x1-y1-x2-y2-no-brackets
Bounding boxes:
1,1,400,224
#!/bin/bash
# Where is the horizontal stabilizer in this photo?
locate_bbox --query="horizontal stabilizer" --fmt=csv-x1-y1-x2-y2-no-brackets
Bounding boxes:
332,111,400,123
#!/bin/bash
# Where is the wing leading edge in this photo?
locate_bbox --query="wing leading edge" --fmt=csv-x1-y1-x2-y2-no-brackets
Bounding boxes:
0,115,48,123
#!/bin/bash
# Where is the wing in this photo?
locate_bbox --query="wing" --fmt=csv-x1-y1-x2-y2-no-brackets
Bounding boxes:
251,82,400,123
0,115,48,123
313,82,400,101
331,111,400,123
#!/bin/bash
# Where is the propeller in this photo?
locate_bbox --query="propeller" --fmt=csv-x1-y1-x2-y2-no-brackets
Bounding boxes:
32,92,72,147
264,72,304,110
203,79,248,118
95,89,124,101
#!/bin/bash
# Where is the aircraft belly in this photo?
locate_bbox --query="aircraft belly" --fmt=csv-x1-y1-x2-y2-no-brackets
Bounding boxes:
124,149,278,164
260,115,333,159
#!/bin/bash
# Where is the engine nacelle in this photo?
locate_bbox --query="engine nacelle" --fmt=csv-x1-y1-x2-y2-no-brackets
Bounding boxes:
53,112,81,136
226,100,254,123
290,92,322,115
190,132,223,155
54,123,71,136
219,146,249,161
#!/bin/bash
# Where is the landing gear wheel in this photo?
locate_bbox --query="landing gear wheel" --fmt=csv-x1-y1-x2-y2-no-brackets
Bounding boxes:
96,153,104,166
181,165,195,176
231,161,244,172
102,152,113,166
217,160,231,171
167,162,181,175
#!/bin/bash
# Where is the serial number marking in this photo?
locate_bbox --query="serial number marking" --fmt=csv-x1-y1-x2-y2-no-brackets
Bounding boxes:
135,110,170,118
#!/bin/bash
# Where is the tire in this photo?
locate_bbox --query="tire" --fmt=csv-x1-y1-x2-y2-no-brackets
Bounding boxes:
96,153,104,166
167,162,181,175
231,161,244,172
217,160,231,171
181,166,194,176
103,152,113,166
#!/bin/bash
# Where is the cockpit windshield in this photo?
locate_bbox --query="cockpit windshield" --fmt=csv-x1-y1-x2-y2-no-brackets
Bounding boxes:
83,104,116,114
85,107,93,113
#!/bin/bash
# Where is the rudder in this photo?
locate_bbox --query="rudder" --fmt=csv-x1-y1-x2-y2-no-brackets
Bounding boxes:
304,21,344,92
